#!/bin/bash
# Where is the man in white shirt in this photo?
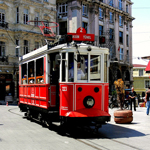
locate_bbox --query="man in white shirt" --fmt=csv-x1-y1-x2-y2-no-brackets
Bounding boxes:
77,62,85,80
68,62,85,81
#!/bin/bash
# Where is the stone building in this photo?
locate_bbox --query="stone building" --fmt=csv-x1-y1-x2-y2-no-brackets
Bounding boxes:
0,0,56,101
56,0,134,93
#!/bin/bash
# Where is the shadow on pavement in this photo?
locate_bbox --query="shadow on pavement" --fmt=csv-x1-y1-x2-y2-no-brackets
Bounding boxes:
19,115,146,139
98,123,146,139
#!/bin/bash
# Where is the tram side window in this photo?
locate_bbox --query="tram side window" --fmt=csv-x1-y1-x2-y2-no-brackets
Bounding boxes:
68,53,74,82
22,64,27,84
28,61,35,84
36,58,44,84
104,54,108,82
90,55,101,81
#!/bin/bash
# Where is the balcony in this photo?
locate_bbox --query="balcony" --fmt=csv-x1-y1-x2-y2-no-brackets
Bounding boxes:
0,22,8,28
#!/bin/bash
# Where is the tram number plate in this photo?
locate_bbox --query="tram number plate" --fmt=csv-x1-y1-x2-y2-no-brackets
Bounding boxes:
62,87,67,91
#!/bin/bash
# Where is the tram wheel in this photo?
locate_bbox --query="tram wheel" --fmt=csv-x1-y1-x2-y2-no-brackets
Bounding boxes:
27,109,31,120
38,113,42,122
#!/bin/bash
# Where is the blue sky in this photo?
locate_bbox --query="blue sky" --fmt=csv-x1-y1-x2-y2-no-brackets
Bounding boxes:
132,0,150,58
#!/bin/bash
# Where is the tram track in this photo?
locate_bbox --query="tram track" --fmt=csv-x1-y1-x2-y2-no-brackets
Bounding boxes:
8,107,24,117
77,138,141,150
8,107,142,150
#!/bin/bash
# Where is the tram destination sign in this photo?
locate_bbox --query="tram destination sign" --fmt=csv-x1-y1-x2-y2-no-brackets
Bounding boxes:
67,27,95,42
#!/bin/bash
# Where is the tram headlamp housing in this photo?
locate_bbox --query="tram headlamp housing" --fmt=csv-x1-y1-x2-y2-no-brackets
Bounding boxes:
83,96,95,108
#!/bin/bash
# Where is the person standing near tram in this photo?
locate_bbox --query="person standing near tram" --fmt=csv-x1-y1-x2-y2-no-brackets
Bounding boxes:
145,86,150,115
129,87,137,111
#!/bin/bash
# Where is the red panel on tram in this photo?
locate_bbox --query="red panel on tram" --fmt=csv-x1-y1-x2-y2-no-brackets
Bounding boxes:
104,84,109,113
50,85,56,107
76,84,102,110
60,84,74,116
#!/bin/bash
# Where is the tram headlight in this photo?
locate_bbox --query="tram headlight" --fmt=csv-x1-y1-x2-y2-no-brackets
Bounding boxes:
83,96,95,108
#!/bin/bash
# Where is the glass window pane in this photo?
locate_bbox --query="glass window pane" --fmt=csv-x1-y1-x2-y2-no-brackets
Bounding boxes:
104,54,107,82
77,55,88,80
68,53,74,82
90,55,101,81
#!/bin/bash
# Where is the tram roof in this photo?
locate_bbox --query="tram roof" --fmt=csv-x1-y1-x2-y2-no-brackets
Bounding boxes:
19,43,109,62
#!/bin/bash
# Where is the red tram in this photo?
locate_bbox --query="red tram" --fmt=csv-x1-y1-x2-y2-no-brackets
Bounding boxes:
19,41,111,129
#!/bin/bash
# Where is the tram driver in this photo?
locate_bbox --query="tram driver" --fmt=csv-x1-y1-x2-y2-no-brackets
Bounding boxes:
69,62,85,81
77,62,85,80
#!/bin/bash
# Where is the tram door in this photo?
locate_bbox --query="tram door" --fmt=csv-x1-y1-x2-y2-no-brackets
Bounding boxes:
50,53,59,108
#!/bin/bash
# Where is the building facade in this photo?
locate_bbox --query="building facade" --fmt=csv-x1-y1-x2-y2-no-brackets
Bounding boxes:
133,64,150,96
0,0,134,101
0,0,56,101
56,0,134,93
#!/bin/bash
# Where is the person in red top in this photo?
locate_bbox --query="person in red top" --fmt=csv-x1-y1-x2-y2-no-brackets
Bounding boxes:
145,86,150,115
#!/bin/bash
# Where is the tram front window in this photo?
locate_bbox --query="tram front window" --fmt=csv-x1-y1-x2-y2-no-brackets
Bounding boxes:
77,55,88,80
68,53,74,82
90,55,101,81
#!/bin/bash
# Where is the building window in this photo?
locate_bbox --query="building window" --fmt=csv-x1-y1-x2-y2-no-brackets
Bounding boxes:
119,15,123,27
109,12,113,23
126,50,129,62
16,7,19,23
120,48,123,61
82,22,88,33
109,46,113,59
44,20,49,34
59,21,67,35
82,4,88,17
99,25,103,36
99,8,103,20
139,69,143,76
0,41,5,57
0,10,5,23
126,5,128,13
126,21,129,30
34,12,39,26
119,31,123,43
44,0,48,2
109,28,114,41
119,0,122,10
145,80,150,88
126,35,129,47
24,40,28,54
23,9,29,24
16,40,19,57
58,3,68,16
109,0,113,6
35,42,39,50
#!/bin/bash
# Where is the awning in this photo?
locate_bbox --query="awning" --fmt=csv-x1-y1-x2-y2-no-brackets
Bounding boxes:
145,60,150,73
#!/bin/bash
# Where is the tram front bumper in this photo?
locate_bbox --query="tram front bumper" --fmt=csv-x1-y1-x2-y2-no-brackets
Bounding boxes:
65,108,111,118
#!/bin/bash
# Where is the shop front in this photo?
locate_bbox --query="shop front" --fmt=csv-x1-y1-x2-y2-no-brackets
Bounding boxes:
0,74,14,101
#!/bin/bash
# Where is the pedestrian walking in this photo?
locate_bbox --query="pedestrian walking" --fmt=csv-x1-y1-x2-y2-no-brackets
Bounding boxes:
145,86,150,115
129,87,137,111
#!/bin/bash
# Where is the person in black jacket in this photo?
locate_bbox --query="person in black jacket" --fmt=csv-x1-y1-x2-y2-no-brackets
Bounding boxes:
145,86,150,115
129,87,137,111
